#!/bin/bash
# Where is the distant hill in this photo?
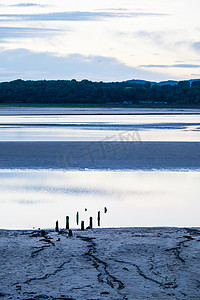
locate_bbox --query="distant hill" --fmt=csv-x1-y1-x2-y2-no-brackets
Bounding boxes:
127,78,200,86
158,80,178,86
126,79,156,86
189,79,200,84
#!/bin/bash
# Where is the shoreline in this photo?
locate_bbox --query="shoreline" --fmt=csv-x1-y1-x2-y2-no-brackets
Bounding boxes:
0,225,199,231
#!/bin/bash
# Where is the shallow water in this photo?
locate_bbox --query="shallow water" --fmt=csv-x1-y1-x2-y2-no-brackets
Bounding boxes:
0,114,199,141
0,170,200,229
0,113,199,229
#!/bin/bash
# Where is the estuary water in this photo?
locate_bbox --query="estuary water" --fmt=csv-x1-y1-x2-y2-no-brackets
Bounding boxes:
0,113,199,229
0,170,200,229
0,114,199,141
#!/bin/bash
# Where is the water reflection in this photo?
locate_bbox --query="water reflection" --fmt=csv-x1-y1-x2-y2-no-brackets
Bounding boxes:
0,114,199,125
0,114,199,141
0,170,199,229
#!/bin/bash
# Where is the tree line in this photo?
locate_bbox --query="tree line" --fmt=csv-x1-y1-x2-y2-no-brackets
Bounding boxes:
0,79,200,106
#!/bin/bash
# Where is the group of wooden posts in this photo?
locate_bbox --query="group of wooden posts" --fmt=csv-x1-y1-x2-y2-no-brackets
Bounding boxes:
55,207,107,232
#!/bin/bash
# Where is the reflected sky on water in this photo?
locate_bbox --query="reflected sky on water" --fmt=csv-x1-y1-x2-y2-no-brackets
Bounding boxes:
0,114,199,141
0,170,199,229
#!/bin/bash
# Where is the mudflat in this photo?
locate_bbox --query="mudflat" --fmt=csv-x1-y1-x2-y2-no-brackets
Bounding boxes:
0,227,200,299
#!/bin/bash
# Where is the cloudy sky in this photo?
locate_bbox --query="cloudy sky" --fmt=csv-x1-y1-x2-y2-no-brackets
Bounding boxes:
0,0,200,82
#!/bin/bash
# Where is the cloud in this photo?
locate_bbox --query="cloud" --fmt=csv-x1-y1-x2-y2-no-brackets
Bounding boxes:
0,27,61,39
10,3,43,7
192,42,200,52
97,8,129,12
0,11,166,22
173,64,200,68
135,31,164,44
141,64,200,68
0,48,169,82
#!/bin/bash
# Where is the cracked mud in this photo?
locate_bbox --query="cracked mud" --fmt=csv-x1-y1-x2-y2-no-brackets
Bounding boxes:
77,235,126,298
1,227,200,299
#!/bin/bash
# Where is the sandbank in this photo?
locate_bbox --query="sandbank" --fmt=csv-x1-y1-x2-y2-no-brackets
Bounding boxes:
0,141,199,170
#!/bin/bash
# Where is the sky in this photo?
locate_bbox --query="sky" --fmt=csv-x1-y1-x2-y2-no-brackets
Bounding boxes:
0,0,200,82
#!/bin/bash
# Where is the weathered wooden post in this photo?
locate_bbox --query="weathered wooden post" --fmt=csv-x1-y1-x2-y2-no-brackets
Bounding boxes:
97,211,100,227
66,216,69,229
41,229,46,237
55,220,59,232
76,212,79,225
89,217,93,228
81,221,84,231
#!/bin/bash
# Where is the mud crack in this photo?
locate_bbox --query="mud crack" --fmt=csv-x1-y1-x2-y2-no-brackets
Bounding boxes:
185,228,200,236
114,259,177,289
24,262,67,284
166,234,195,263
77,235,126,298
31,245,51,258
30,231,55,258
166,246,185,263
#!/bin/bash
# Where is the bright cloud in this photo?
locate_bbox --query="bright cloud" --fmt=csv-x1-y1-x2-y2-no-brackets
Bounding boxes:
0,49,168,82
0,0,199,82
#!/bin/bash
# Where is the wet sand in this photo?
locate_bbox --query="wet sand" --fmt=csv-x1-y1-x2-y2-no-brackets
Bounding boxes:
0,141,199,170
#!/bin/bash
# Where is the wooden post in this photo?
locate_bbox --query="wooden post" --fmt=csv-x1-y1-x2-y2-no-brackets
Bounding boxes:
41,229,46,237
55,220,59,232
97,211,100,227
76,212,79,225
104,207,107,213
89,217,93,228
66,216,69,229
81,221,84,231
69,229,73,236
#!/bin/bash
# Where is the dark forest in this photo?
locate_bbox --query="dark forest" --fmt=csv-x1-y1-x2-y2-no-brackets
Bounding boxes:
0,79,200,106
